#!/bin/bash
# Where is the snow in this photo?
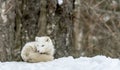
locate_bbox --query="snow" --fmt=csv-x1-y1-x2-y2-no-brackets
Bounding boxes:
103,15,110,22
0,56,120,70
1,2,8,23
57,0,63,5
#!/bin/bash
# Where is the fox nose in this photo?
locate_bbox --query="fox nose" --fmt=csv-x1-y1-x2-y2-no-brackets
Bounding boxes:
37,50,39,53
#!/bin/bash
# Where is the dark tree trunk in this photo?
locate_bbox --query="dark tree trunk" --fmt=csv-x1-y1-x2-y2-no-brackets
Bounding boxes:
47,0,78,58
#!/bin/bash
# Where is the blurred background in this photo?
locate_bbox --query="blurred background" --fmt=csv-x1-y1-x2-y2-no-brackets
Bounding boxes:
0,0,120,61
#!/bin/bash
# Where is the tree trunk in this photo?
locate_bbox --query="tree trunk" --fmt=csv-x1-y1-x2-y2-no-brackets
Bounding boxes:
0,0,15,61
37,0,47,36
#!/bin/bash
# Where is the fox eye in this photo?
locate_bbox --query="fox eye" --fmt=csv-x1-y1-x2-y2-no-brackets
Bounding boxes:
46,38,49,42
41,45,44,47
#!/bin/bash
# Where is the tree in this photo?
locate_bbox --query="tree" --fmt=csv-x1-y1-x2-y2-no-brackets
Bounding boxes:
0,0,15,61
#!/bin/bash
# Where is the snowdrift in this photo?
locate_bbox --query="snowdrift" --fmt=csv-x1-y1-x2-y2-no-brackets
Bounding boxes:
0,56,120,70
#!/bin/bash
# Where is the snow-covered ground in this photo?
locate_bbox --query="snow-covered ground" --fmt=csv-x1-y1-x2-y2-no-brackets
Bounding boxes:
0,56,120,70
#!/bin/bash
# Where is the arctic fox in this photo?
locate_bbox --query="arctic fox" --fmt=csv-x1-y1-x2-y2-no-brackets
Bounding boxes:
21,36,55,63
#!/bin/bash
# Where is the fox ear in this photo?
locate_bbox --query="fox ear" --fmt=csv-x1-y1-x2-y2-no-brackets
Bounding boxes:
35,37,39,41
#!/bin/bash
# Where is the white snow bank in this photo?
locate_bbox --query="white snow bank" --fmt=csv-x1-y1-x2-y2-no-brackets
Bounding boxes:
0,56,120,70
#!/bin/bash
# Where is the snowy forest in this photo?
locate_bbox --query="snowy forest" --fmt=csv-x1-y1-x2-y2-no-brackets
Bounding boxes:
0,0,120,62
